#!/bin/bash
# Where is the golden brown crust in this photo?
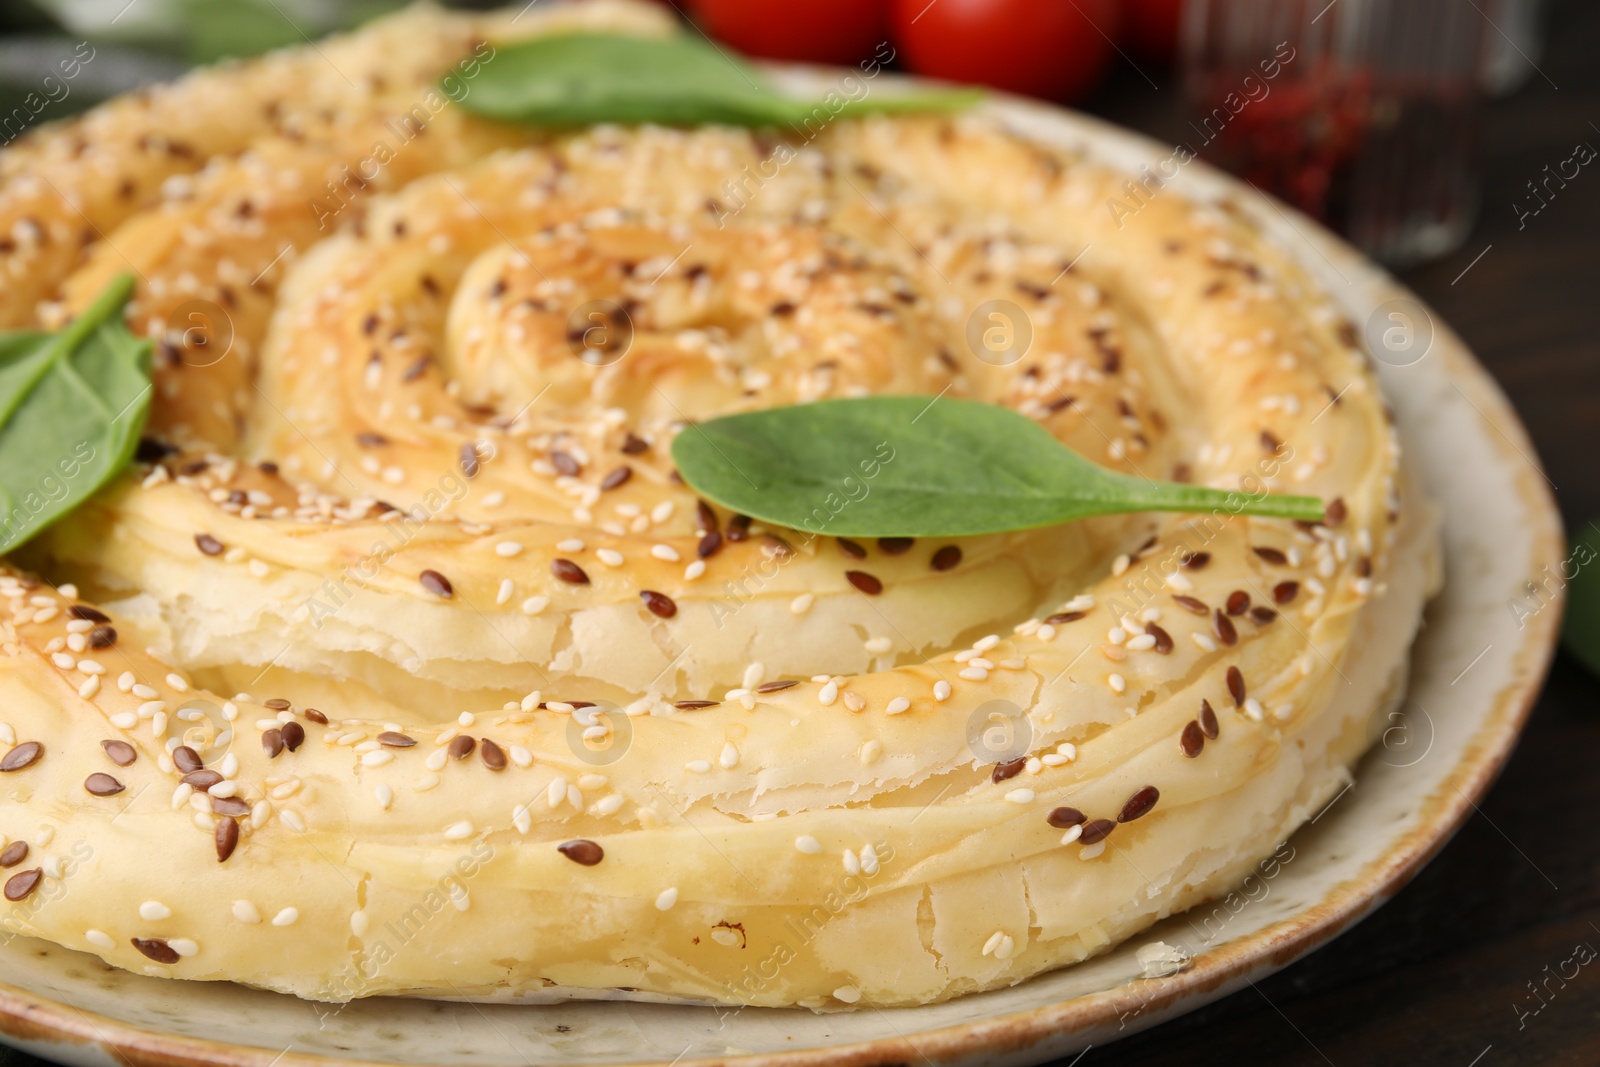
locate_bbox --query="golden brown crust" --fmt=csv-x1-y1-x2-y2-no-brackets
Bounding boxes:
0,1,1436,1009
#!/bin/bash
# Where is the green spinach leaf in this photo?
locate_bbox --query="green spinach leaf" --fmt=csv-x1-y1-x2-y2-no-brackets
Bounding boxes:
672,396,1325,538
459,33,980,128
0,272,152,554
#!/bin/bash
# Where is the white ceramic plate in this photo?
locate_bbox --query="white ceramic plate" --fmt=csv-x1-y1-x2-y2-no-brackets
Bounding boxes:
0,84,1563,1067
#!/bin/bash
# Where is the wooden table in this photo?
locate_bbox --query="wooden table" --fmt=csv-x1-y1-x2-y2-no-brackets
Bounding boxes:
1074,1,1600,1063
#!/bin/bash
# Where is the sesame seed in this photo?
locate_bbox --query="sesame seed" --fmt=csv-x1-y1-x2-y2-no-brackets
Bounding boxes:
596,548,624,567
933,680,952,701
885,697,911,715
1107,673,1126,693
650,544,681,562
496,541,523,558
655,887,679,910
139,900,171,921
1005,788,1035,804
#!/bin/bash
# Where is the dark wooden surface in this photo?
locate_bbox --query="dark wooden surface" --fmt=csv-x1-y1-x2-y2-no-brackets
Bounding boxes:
1,4,1596,1067
1067,2,1600,1064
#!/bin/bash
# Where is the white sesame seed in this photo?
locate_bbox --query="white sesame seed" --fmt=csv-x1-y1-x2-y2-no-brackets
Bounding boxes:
790,592,814,615
1191,633,1218,652
556,538,585,553
795,835,823,854
50,652,74,669
817,681,838,705
933,680,952,701
444,821,473,840
496,541,524,558
375,784,393,809
361,750,393,768
1107,673,1127,693
1005,788,1036,804
85,929,115,950
496,578,514,605
1243,698,1265,721
833,985,862,1004
885,697,911,715
1111,554,1131,576
509,745,532,767
139,901,171,921
1127,634,1157,652
1166,571,1194,591
167,938,199,958
78,676,99,699
842,690,866,712
271,908,299,927
958,666,988,682
593,793,625,815
596,548,624,567
719,742,739,769
842,849,860,875
685,759,711,773
860,739,882,764
655,887,679,911
1107,627,1127,645
982,930,1006,956
521,596,549,615
650,544,680,562
684,560,707,580
351,911,370,936
165,673,189,693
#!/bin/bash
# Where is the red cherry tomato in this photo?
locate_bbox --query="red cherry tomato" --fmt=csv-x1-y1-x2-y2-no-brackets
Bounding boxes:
889,0,1118,102
686,0,892,66
1119,0,1185,64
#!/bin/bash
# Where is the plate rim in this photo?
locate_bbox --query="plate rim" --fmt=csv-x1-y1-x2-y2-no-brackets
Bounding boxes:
0,81,1567,1067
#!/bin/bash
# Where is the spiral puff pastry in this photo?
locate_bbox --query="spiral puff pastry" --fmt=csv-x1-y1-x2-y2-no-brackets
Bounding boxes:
0,1,1438,1008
